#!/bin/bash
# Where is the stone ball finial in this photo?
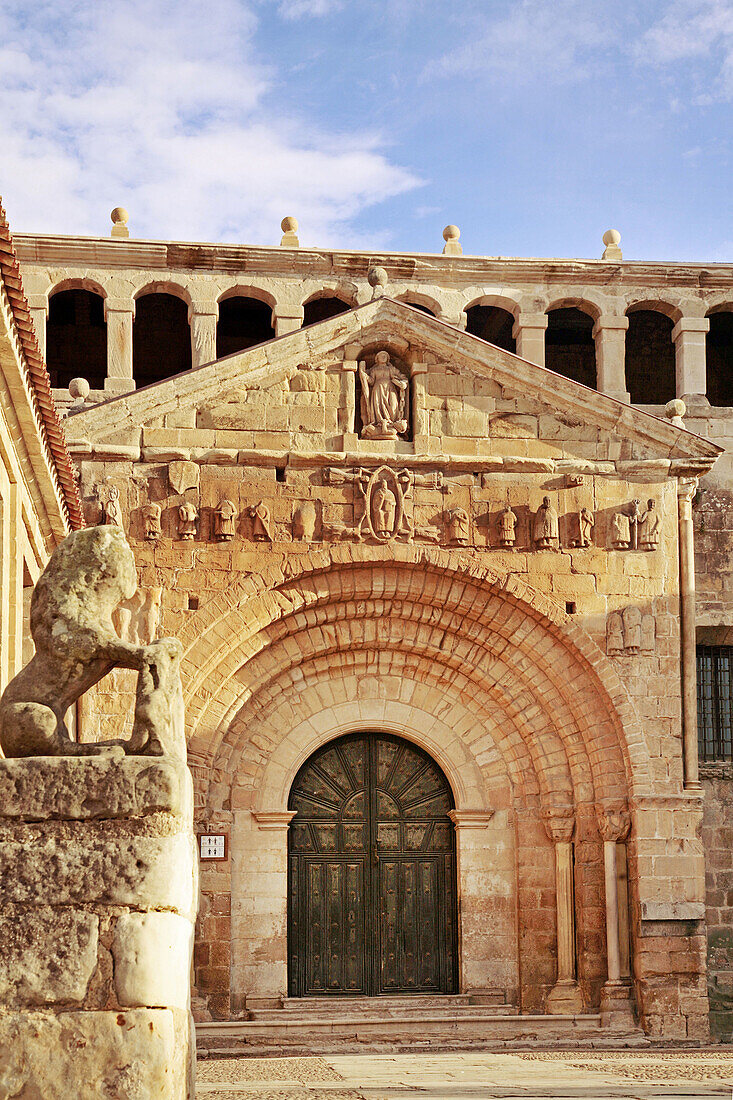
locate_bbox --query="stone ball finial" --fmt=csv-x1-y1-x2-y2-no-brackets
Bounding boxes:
280,215,299,248
68,377,90,401
442,224,462,256
110,207,130,239
367,266,389,298
665,397,687,427
602,228,622,260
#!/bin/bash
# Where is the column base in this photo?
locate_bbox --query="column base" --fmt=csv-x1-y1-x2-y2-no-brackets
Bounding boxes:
605,390,631,404
600,979,636,1029
104,377,136,394
546,979,584,1015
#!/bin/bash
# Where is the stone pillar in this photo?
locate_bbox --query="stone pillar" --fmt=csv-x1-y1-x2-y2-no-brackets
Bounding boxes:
678,477,701,790
341,344,359,448
513,312,547,367
411,360,429,452
274,310,303,337
592,315,630,402
672,316,710,404
0,754,198,1098
189,301,218,368
104,297,135,394
542,804,583,1014
26,293,48,358
597,806,635,1028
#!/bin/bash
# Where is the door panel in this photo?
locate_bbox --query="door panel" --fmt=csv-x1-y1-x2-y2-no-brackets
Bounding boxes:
288,732,457,996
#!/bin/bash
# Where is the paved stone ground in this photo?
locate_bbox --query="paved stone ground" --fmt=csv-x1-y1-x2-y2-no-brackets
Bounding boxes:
196,1050,733,1099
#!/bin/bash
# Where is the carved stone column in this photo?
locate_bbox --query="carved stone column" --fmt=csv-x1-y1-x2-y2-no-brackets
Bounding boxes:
512,311,548,367
678,477,701,790
410,360,429,452
26,293,48,359
341,344,359,448
592,315,630,403
189,301,218,368
542,804,583,1014
104,297,135,393
597,806,634,1027
672,316,709,404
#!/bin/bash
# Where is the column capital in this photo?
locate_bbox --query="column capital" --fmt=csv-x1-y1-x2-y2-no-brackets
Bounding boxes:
678,476,699,503
672,316,710,341
541,802,575,844
513,311,548,334
447,809,494,829
592,314,629,338
341,359,358,372
104,296,136,319
188,300,219,323
25,293,49,314
596,804,631,843
251,810,297,830
342,343,362,360
410,361,429,377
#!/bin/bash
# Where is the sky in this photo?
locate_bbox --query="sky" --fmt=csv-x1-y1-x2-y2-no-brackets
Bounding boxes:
0,0,731,261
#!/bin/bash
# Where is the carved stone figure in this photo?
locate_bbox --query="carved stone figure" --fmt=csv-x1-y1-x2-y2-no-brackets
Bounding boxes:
358,351,409,440
629,498,643,549
249,501,273,541
611,511,631,549
100,483,123,527
372,479,398,539
498,504,517,547
178,500,198,540
606,611,624,655
356,466,411,542
0,526,184,759
214,499,237,541
114,586,163,645
622,606,642,654
533,496,559,549
446,507,470,545
639,498,660,550
141,501,162,541
577,507,594,548
641,613,656,653
293,501,317,541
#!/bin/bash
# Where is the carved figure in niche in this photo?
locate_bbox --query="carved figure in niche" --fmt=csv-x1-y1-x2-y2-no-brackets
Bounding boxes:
533,496,559,549
372,479,398,539
293,501,316,541
577,507,594,548
359,351,409,440
0,526,184,759
622,606,642,654
214,499,237,541
249,501,273,541
611,510,631,549
141,502,162,541
498,504,517,547
100,483,123,527
606,611,624,655
178,500,198,540
641,613,655,652
638,499,660,550
446,507,470,545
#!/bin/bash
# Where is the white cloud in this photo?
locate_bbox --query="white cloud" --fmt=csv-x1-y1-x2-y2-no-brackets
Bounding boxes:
425,0,613,85
635,0,733,100
0,0,418,245
277,0,344,18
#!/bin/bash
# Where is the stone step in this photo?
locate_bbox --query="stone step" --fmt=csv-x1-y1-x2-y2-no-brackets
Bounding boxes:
196,1011,642,1053
272,994,509,1017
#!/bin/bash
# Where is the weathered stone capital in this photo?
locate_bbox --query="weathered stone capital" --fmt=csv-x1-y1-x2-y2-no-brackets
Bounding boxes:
341,359,359,372
410,361,429,377
672,316,710,341
596,805,631,843
541,802,576,844
513,312,548,331
677,477,699,504
592,314,629,337
103,297,135,319
25,293,49,313
188,301,219,322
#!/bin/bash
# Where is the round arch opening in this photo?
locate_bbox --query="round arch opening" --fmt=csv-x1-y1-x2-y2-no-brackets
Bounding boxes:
287,730,458,998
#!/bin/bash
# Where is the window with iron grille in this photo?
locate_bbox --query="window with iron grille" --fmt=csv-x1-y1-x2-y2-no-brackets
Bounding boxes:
697,646,733,761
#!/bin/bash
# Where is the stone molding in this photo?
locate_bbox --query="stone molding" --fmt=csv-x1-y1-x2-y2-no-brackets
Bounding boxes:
251,811,297,830
447,809,495,829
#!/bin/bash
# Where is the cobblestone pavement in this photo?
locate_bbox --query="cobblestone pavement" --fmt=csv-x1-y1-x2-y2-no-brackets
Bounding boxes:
196,1050,733,1099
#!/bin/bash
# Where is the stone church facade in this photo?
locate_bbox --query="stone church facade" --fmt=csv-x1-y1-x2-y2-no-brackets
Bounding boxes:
13,223,733,1040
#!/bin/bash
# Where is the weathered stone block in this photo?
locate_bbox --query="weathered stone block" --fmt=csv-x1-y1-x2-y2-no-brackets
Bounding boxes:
113,912,193,1010
0,1008,194,1100
0,907,99,1006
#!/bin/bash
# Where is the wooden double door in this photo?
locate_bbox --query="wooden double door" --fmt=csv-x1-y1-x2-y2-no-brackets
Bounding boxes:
288,732,458,997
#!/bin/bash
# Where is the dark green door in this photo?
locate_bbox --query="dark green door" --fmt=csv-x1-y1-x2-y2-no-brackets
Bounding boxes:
287,732,457,997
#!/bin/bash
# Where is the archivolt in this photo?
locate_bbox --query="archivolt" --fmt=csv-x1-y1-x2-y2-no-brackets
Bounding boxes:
178,546,649,812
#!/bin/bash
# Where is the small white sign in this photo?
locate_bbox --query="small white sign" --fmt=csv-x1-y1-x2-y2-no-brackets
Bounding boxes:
198,833,227,860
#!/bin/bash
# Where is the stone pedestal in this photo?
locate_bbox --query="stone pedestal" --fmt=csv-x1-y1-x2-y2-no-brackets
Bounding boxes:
0,754,198,1099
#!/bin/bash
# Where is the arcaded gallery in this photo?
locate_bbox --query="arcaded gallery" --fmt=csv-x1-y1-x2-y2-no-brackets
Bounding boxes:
13,216,733,1045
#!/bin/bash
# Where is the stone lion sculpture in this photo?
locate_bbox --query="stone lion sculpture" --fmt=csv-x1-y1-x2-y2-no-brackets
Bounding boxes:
0,525,185,759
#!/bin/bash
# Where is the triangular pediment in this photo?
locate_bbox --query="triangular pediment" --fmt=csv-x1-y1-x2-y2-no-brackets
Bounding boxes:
65,297,721,477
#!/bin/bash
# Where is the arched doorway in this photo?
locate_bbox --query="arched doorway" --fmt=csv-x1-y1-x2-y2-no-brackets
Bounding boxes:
287,731,458,997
